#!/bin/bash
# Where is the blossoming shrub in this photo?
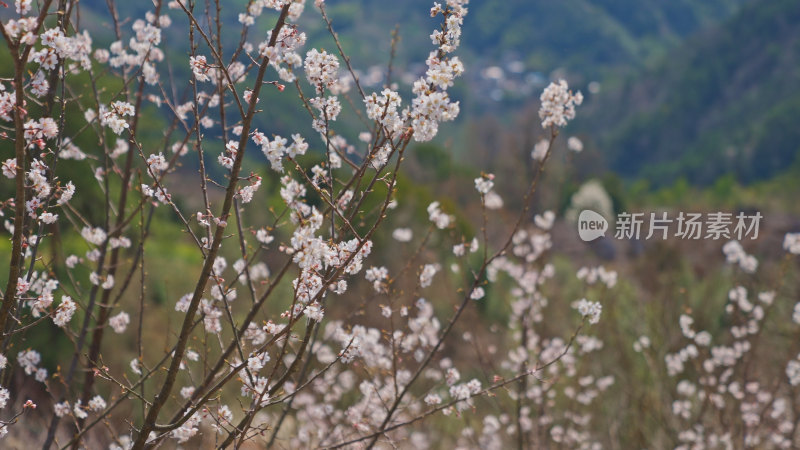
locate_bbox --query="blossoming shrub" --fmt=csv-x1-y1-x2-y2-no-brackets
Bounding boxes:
1,0,799,449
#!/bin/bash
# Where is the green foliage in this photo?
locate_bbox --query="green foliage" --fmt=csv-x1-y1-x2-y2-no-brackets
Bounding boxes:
464,0,747,77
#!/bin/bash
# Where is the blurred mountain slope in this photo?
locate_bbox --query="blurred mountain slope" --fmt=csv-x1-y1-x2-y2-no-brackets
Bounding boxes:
580,0,800,185
464,0,748,73
78,0,748,72
76,0,791,186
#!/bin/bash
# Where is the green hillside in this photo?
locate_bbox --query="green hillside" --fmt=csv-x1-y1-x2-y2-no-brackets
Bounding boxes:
582,0,800,185
77,0,799,187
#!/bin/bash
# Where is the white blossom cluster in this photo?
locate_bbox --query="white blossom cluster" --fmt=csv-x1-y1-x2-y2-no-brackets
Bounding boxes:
574,298,602,324
576,266,617,288
474,174,495,195
538,79,583,128
253,132,308,172
722,240,758,273
480,216,612,448
407,1,468,141
649,237,800,449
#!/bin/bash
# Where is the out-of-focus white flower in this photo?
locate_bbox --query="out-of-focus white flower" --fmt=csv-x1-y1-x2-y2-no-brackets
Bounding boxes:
474,174,494,195
419,264,439,288
470,287,485,300
109,311,130,333
392,228,413,242
784,233,800,254
567,136,583,152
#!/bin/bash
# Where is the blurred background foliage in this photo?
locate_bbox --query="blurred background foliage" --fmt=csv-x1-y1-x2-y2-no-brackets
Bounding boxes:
69,0,800,189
